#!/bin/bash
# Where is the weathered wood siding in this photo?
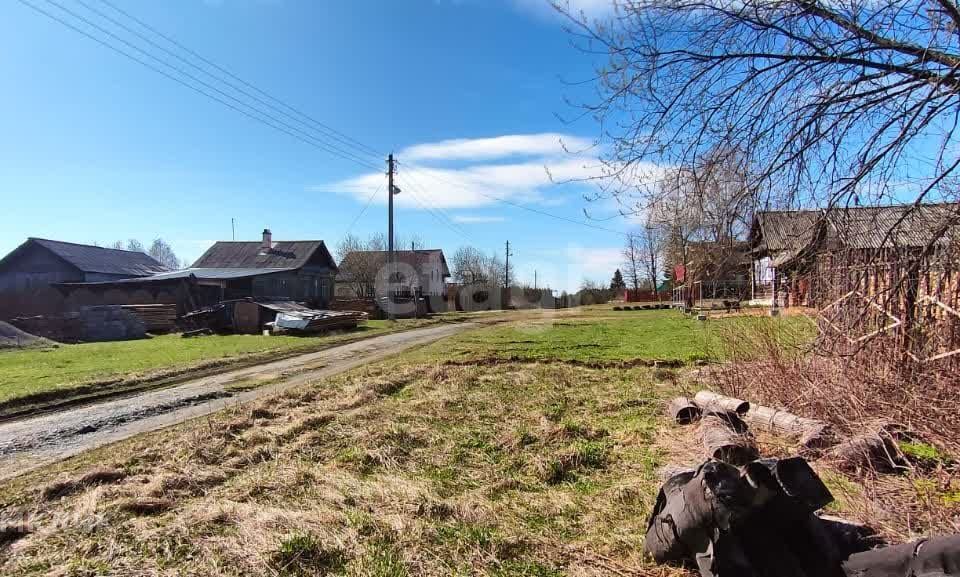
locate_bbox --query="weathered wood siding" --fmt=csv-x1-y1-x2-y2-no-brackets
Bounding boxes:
0,242,81,292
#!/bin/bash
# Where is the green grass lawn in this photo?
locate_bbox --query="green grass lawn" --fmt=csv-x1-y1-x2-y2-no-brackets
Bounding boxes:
0,307,829,577
441,309,813,364
0,319,424,408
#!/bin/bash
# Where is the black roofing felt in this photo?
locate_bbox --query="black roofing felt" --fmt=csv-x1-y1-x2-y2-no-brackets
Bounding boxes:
192,240,336,270
2,238,169,276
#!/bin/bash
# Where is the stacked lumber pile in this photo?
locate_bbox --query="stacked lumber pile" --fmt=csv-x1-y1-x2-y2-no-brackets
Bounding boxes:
653,391,960,576
119,304,177,333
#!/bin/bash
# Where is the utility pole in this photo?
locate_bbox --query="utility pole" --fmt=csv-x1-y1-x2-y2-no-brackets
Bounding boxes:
387,153,395,269
387,154,397,319
534,269,537,291
504,240,512,288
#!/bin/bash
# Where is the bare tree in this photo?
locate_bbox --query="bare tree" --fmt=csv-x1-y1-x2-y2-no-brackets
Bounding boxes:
561,0,960,217
397,233,425,251
148,238,182,269
336,233,389,298
622,232,643,292
114,238,180,268
452,246,487,284
451,246,505,288
640,221,665,296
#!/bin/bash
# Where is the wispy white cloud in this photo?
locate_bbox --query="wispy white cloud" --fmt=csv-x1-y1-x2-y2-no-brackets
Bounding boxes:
451,214,507,223
401,133,594,162
312,132,664,217
313,132,616,210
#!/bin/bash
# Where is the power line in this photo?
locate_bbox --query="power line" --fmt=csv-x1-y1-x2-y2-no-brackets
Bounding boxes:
342,183,384,238
18,0,382,172
88,0,384,161
399,167,476,239
396,170,475,239
397,161,631,238
395,174,475,243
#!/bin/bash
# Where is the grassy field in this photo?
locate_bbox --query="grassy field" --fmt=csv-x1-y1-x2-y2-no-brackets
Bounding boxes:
0,318,446,412
446,308,813,365
0,308,849,577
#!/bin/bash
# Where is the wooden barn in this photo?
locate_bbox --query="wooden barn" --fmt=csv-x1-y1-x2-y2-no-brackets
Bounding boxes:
56,229,339,315
0,238,168,291
0,238,169,319
750,204,960,308
750,203,960,362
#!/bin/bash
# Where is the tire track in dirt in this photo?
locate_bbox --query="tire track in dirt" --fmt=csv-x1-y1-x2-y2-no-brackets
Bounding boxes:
0,322,474,480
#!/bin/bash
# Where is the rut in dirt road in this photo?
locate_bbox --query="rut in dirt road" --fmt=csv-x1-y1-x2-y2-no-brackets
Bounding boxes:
0,322,473,480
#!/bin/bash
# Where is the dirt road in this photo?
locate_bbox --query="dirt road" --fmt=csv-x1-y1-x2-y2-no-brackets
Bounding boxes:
0,322,474,480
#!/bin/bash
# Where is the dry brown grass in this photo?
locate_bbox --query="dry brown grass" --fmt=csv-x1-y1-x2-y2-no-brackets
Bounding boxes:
0,350,691,576
704,316,960,542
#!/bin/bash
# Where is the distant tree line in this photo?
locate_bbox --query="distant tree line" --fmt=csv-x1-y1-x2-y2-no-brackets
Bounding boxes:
111,238,184,270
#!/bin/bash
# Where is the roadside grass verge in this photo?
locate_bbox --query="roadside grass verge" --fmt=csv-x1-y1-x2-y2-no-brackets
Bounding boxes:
0,317,686,576
442,309,812,365
0,318,449,416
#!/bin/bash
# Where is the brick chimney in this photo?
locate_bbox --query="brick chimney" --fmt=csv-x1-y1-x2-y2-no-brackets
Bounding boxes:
261,228,272,251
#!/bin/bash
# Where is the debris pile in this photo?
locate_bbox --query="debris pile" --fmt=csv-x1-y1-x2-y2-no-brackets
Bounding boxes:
652,391,960,576
178,298,367,335
269,309,367,334
0,321,52,349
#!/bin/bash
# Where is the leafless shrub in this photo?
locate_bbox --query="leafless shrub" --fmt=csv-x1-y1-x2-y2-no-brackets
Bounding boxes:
712,324,960,457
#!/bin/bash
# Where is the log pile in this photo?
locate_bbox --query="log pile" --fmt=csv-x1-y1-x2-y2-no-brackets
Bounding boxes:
665,396,701,425
698,411,758,465
119,304,177,333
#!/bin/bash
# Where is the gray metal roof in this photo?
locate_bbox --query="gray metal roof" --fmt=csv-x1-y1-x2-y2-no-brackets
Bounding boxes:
5,238,170,276
150,267,296,281
192,240,335,270
55,267,296,286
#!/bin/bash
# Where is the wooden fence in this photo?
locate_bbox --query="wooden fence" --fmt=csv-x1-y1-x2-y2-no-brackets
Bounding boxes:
808,246,960,365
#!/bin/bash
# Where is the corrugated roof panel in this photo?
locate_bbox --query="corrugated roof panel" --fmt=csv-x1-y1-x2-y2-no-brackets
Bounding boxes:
56,267,296,286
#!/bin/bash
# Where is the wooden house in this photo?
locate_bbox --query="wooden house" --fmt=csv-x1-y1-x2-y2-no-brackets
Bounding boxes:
335,249,450,299
53,229,338,315
749,204,960,309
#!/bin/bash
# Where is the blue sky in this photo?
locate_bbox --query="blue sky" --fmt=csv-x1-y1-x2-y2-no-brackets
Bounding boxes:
0,0,634,292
